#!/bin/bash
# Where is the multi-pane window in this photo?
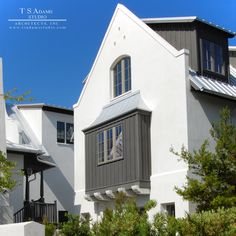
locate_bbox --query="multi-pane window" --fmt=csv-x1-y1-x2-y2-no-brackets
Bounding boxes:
97,132,104,163
97,125,123,164
202,39,224,74
57,121,74,144
113,57,131,97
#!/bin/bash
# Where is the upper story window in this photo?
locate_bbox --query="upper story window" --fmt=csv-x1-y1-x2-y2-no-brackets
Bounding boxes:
202,39,224,75
113,57,131,97
97,124,123,164
57,121,74,144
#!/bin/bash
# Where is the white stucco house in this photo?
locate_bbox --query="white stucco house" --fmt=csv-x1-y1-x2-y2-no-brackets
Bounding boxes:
5,103,74,223
73,4,236,219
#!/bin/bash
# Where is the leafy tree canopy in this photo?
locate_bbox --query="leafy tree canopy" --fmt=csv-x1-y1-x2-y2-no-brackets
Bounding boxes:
171,107,236,211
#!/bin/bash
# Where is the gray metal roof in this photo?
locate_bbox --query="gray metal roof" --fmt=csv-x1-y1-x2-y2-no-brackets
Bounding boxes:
190,69,236,100
142,16,235,37
6,140,42,154
87,91,151,129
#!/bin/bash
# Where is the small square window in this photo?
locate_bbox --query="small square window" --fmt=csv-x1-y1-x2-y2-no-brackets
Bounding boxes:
161,203,175,217
57,121,74,144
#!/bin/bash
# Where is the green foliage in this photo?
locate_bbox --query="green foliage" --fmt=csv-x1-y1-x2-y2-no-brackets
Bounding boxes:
0,151,16,192
92,192,156,236
177,207,236,236
60,214,91,236
171,107,236,211
152,208,236,236
43,217,56,236
4,88,33,103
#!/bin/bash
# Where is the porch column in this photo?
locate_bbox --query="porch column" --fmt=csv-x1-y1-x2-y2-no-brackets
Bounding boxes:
40,170,44,203
25,173,29,204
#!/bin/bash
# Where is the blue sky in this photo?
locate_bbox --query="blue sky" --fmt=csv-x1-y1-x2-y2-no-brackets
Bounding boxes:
0,0,236,108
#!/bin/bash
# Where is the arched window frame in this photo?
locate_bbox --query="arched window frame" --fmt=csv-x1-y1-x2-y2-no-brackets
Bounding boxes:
110,56,131,98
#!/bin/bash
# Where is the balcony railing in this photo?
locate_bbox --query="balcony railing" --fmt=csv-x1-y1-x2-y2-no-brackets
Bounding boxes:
14,200,57,223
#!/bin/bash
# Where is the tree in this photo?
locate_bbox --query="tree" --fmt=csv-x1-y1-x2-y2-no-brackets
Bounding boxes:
0,151,16,192
171,107,236,211
0,89,32,192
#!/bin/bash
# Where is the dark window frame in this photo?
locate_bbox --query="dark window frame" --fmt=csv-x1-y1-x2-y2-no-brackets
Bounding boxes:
113,57,131,98
57,121,74,144
201,38,225,76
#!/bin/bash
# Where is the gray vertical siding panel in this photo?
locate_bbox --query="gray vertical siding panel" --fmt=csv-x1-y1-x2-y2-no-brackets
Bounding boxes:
148,23,198,72
85,111,151,194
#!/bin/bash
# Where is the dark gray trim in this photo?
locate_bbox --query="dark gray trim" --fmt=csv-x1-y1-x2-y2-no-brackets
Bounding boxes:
17,104,73,115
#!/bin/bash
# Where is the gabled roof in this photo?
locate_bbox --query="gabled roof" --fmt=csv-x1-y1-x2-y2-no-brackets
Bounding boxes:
74,4,189,108
6,105,56,168
143,17,235,37
84,91,151,131
190,69,236,100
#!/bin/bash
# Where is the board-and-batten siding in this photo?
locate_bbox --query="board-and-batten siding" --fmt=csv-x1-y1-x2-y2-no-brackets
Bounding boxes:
148,23,198,72
84,110,151,195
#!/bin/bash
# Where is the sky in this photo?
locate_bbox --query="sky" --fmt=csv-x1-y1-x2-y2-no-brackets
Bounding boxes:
0,0,236,109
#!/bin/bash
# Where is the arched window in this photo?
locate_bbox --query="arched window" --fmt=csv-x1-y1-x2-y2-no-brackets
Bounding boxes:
113,57,131,97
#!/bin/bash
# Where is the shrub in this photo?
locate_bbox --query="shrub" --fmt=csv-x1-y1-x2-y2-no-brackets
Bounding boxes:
92,192,156,236
60,214,91,236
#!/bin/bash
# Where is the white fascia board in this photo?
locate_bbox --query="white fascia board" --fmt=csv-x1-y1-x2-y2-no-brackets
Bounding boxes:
73,4,187,109
142,16,197,24
229,46,236,51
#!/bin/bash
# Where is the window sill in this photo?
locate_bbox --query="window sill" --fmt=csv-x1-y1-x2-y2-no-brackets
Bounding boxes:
57,142,74,146
111,90,132,103
97,157,123,166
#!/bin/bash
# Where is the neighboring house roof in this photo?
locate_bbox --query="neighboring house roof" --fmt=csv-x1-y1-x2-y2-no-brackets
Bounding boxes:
6,104,56,168
142,17,235,37
17,103,73,115
84,91,151,131
229,46,236,51
190,69,236,101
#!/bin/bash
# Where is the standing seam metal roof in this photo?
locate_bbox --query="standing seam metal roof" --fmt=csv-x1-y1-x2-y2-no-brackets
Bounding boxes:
190,69,236,100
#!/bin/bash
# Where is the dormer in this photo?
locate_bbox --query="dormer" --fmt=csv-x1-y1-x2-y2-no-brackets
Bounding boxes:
143,17,235,83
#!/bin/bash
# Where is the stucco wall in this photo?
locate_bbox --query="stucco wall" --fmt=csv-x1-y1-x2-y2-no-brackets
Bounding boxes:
74,4,190,218
0,58,6,153
8,153,24,213
0,221,45,236
29,110,74,213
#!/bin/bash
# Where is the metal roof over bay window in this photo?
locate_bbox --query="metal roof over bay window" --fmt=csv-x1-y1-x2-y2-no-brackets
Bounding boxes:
190,69,236,100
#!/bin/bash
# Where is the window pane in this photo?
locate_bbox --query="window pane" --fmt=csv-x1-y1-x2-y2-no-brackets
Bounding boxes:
124,57,131,92
106,128,113,160
114,62,122,97
115,125,123,158
57,122,65,143
203,39,211,71
97,132,104,163
215,44,223,74
66,123,74,144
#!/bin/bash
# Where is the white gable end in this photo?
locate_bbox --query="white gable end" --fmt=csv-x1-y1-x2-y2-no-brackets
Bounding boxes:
74,4,190,217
